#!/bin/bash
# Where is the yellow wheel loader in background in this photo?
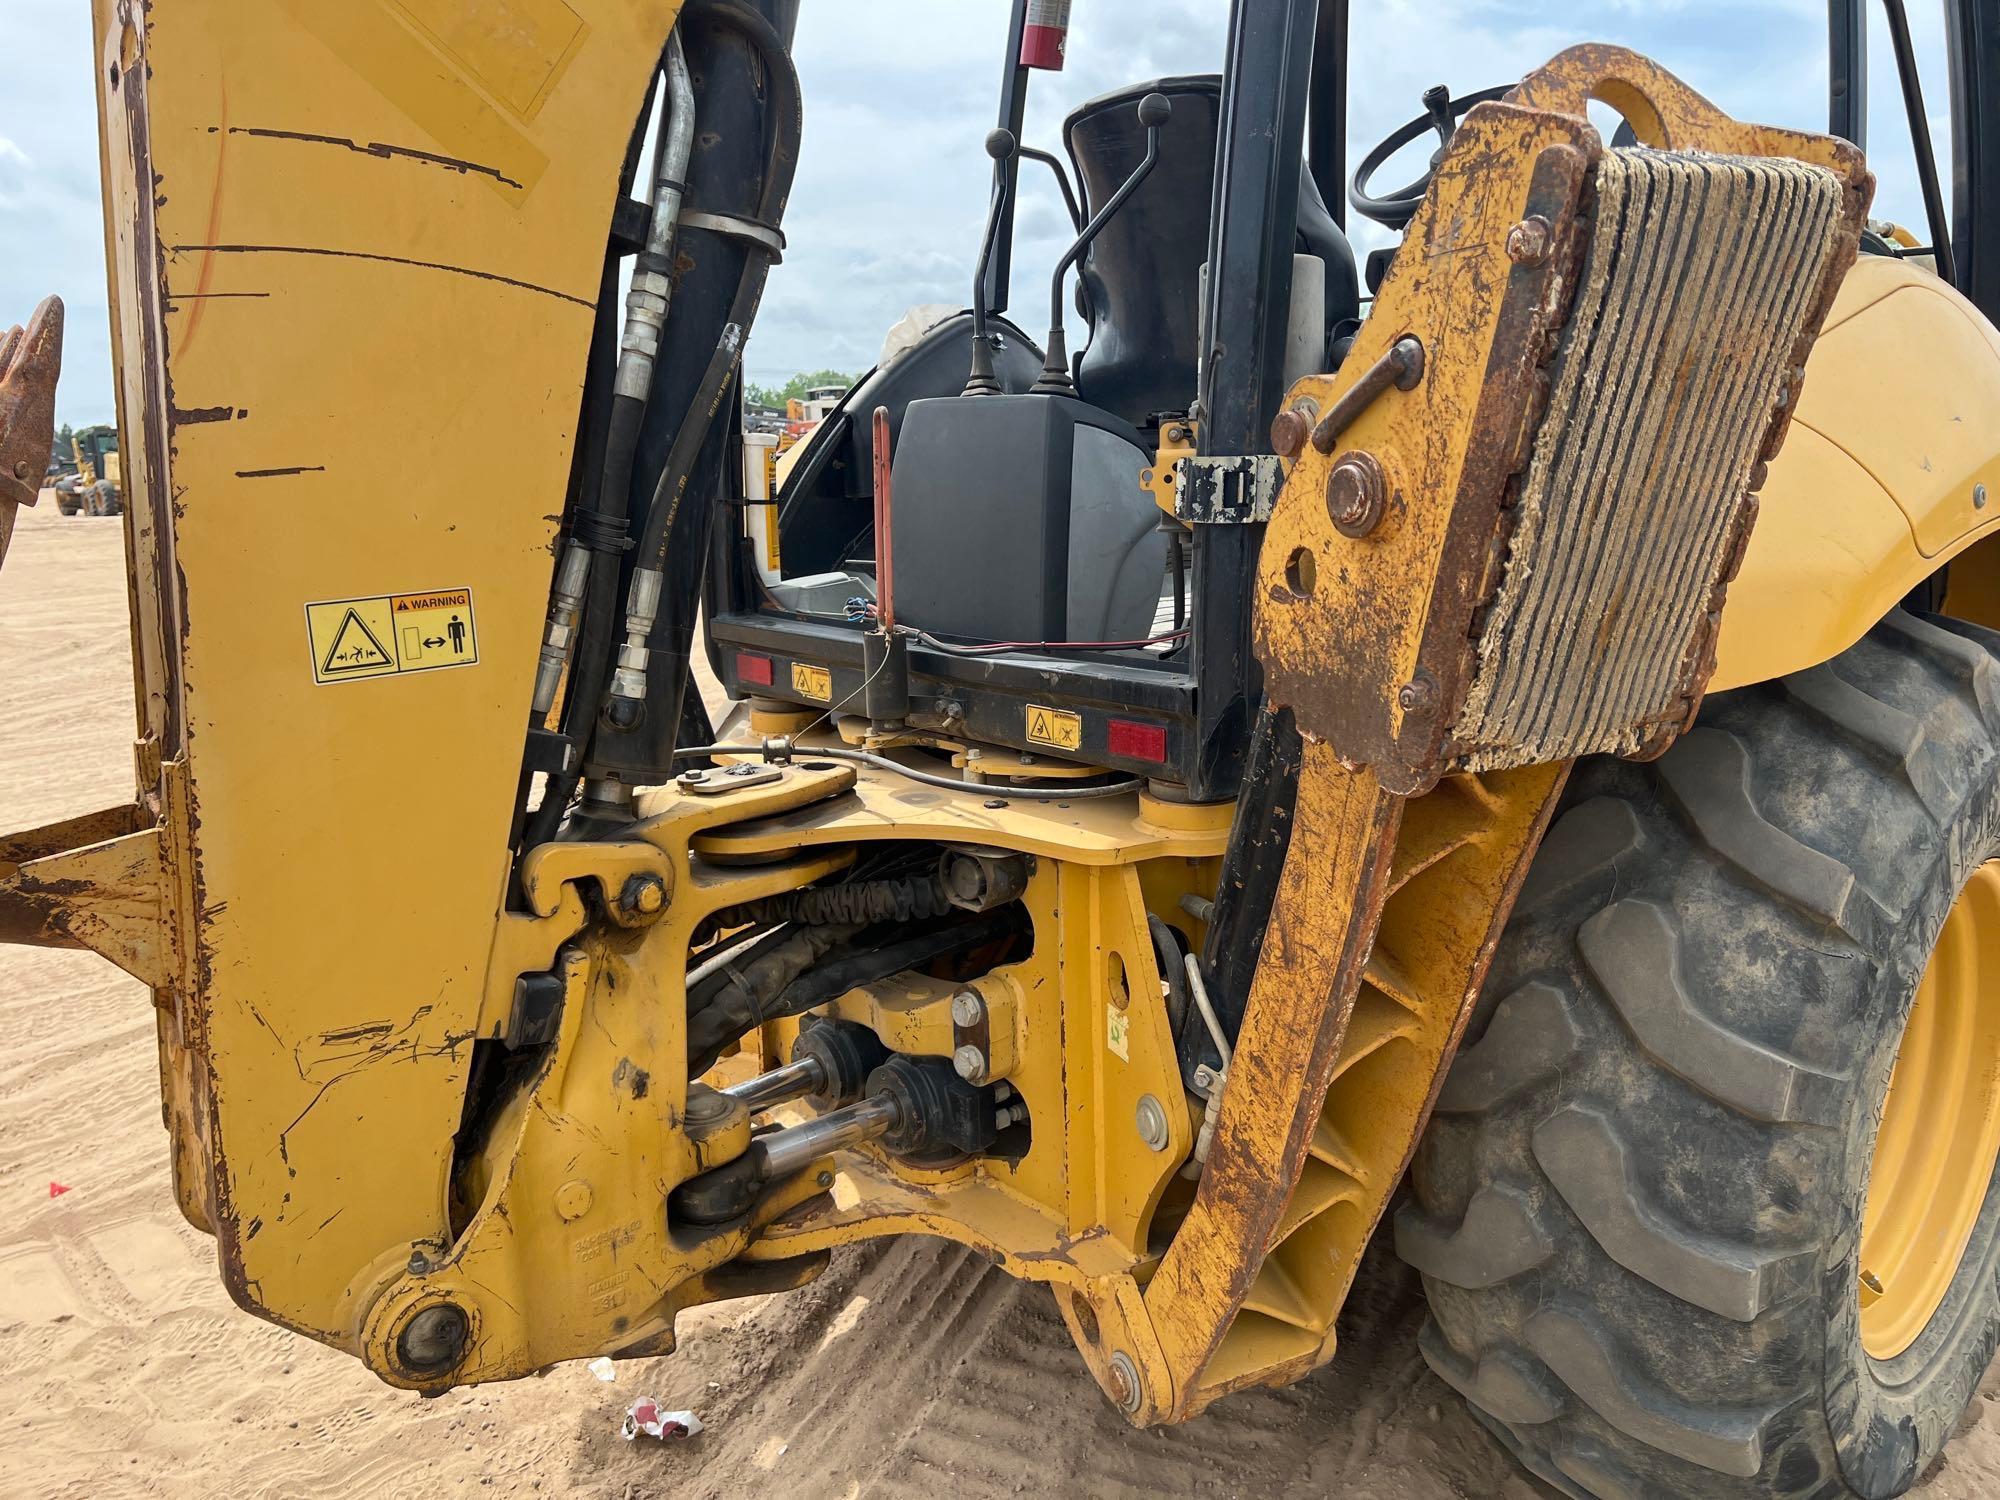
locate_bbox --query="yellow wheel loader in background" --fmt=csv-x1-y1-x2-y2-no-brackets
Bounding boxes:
6,2,2000,1496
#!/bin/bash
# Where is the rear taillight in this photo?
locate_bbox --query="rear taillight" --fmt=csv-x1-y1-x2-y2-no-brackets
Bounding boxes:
1107,717,1167,763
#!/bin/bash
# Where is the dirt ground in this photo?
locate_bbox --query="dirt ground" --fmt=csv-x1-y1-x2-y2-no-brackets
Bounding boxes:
5,499,2000,1499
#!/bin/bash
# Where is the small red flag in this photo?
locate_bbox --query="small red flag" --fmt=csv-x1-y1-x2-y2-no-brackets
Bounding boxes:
49,1182,70,1198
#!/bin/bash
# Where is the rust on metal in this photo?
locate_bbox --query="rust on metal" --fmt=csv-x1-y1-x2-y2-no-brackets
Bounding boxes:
1325,450,1388,538
1307,334,1425,456
0,295,63,570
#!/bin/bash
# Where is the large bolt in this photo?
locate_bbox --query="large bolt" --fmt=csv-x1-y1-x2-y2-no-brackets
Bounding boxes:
1107,1350,1145,1414
953,1044,988,1082
1506,214,1553,266
1135,1094,1170,1151
950,989,985,1028
619,872,667,917
1326,451,1387,538
1270,406,1312,458
396,1303,470,1373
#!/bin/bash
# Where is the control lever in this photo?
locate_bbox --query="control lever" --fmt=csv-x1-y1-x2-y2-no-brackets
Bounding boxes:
964,128,1021,396
1030,91,1172,396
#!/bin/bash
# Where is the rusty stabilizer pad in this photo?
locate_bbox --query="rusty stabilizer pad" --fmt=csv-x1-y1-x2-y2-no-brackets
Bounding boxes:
1452,148,1849,767
1256,46,1867,795
0,296,63,571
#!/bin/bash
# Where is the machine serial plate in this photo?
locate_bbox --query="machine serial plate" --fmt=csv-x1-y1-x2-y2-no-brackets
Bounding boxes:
304,588,480,685
1025,704,1082,750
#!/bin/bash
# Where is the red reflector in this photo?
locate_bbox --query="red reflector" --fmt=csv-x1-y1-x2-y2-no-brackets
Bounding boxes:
1019,0,1070,69
1107,718,1167,763
735,652,773,686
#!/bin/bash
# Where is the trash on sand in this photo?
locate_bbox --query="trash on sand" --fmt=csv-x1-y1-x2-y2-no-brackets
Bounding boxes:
587,1357,617,1382
621,1399,702,1443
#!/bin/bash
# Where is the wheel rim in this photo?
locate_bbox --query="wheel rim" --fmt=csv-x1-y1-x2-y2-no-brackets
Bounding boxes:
1859,860,2000,1360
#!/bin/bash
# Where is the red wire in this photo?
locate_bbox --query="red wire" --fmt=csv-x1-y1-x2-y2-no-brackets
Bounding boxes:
921,628,1190,654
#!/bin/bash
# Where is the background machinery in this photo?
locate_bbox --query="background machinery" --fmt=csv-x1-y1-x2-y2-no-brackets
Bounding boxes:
66,422,122,517
7,3,2000,1497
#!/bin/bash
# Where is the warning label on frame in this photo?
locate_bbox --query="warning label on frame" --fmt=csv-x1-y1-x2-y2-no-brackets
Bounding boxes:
305,588,479,685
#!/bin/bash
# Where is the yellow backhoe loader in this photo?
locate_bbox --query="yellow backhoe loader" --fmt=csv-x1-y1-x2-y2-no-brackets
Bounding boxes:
8,2,2000,1496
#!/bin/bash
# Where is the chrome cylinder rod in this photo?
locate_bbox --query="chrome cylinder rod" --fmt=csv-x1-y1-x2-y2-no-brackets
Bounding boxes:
752,1092,900,1180
721,1055,826,1114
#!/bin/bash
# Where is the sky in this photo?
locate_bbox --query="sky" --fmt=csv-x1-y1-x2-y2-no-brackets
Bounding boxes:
0,0,1958,430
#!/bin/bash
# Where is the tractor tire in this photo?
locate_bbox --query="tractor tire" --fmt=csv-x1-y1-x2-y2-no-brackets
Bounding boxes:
1401,609,2000,1499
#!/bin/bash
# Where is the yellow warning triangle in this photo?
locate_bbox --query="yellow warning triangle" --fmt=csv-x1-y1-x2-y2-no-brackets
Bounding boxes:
320,608,393,673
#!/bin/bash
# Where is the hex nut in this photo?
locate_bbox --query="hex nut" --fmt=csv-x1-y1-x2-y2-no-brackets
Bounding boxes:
1506,214,1553,266
1397,671,1440,717
619,873,667,917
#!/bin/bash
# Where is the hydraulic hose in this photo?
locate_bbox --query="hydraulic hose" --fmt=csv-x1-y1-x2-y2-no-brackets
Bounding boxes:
709,869,955,931
521,32,697,851
513,66,663,858
686,906,1019,1078
599,0,803,752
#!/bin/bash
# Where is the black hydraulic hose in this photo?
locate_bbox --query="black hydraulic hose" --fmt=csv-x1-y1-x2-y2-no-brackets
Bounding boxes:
516,81,660,856
710,869,955,931
686,907,1020,1078
639,3,803,514
592,0,804,776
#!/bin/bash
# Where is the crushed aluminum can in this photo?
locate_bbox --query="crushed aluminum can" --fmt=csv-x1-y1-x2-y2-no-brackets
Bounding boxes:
621,1398,702,1443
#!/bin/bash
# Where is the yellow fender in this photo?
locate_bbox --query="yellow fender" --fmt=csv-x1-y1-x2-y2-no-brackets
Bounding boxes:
1714,255,2000,689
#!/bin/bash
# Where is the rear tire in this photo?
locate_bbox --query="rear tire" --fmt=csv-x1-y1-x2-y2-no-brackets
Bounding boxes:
1403,610,2000,1499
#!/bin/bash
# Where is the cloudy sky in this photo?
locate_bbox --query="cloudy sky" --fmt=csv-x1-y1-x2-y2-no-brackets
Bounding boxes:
1,0,1954,428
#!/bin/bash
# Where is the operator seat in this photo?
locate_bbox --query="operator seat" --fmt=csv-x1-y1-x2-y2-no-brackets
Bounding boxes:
1066,75,1362,429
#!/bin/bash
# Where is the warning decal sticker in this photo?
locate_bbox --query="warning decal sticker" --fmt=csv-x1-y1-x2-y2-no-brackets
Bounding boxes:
305,588,479,685
1025,704,1082,751
790,662,831,702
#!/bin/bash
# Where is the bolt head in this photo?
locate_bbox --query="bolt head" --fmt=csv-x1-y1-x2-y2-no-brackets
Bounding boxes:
1135,1094,1170,1151
950,989,985,1028
1977,483,1990,511
1193,1064,1219,1094
1397,671,1440,717
1506,215,1553,266
620,873,666,916
1326,451,1387,538
11,459,29,481
953,1044,987,1082
1107,1350,1144,1414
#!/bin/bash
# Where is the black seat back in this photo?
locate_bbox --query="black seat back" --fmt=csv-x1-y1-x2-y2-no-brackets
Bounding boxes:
1065,75,1362,429
1066,76,1221,428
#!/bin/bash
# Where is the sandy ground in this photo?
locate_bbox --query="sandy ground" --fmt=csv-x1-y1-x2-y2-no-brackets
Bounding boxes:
5,497,2000,1499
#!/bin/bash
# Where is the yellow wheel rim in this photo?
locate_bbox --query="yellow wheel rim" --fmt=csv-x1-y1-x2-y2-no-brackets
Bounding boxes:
1859,861,2000,1360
